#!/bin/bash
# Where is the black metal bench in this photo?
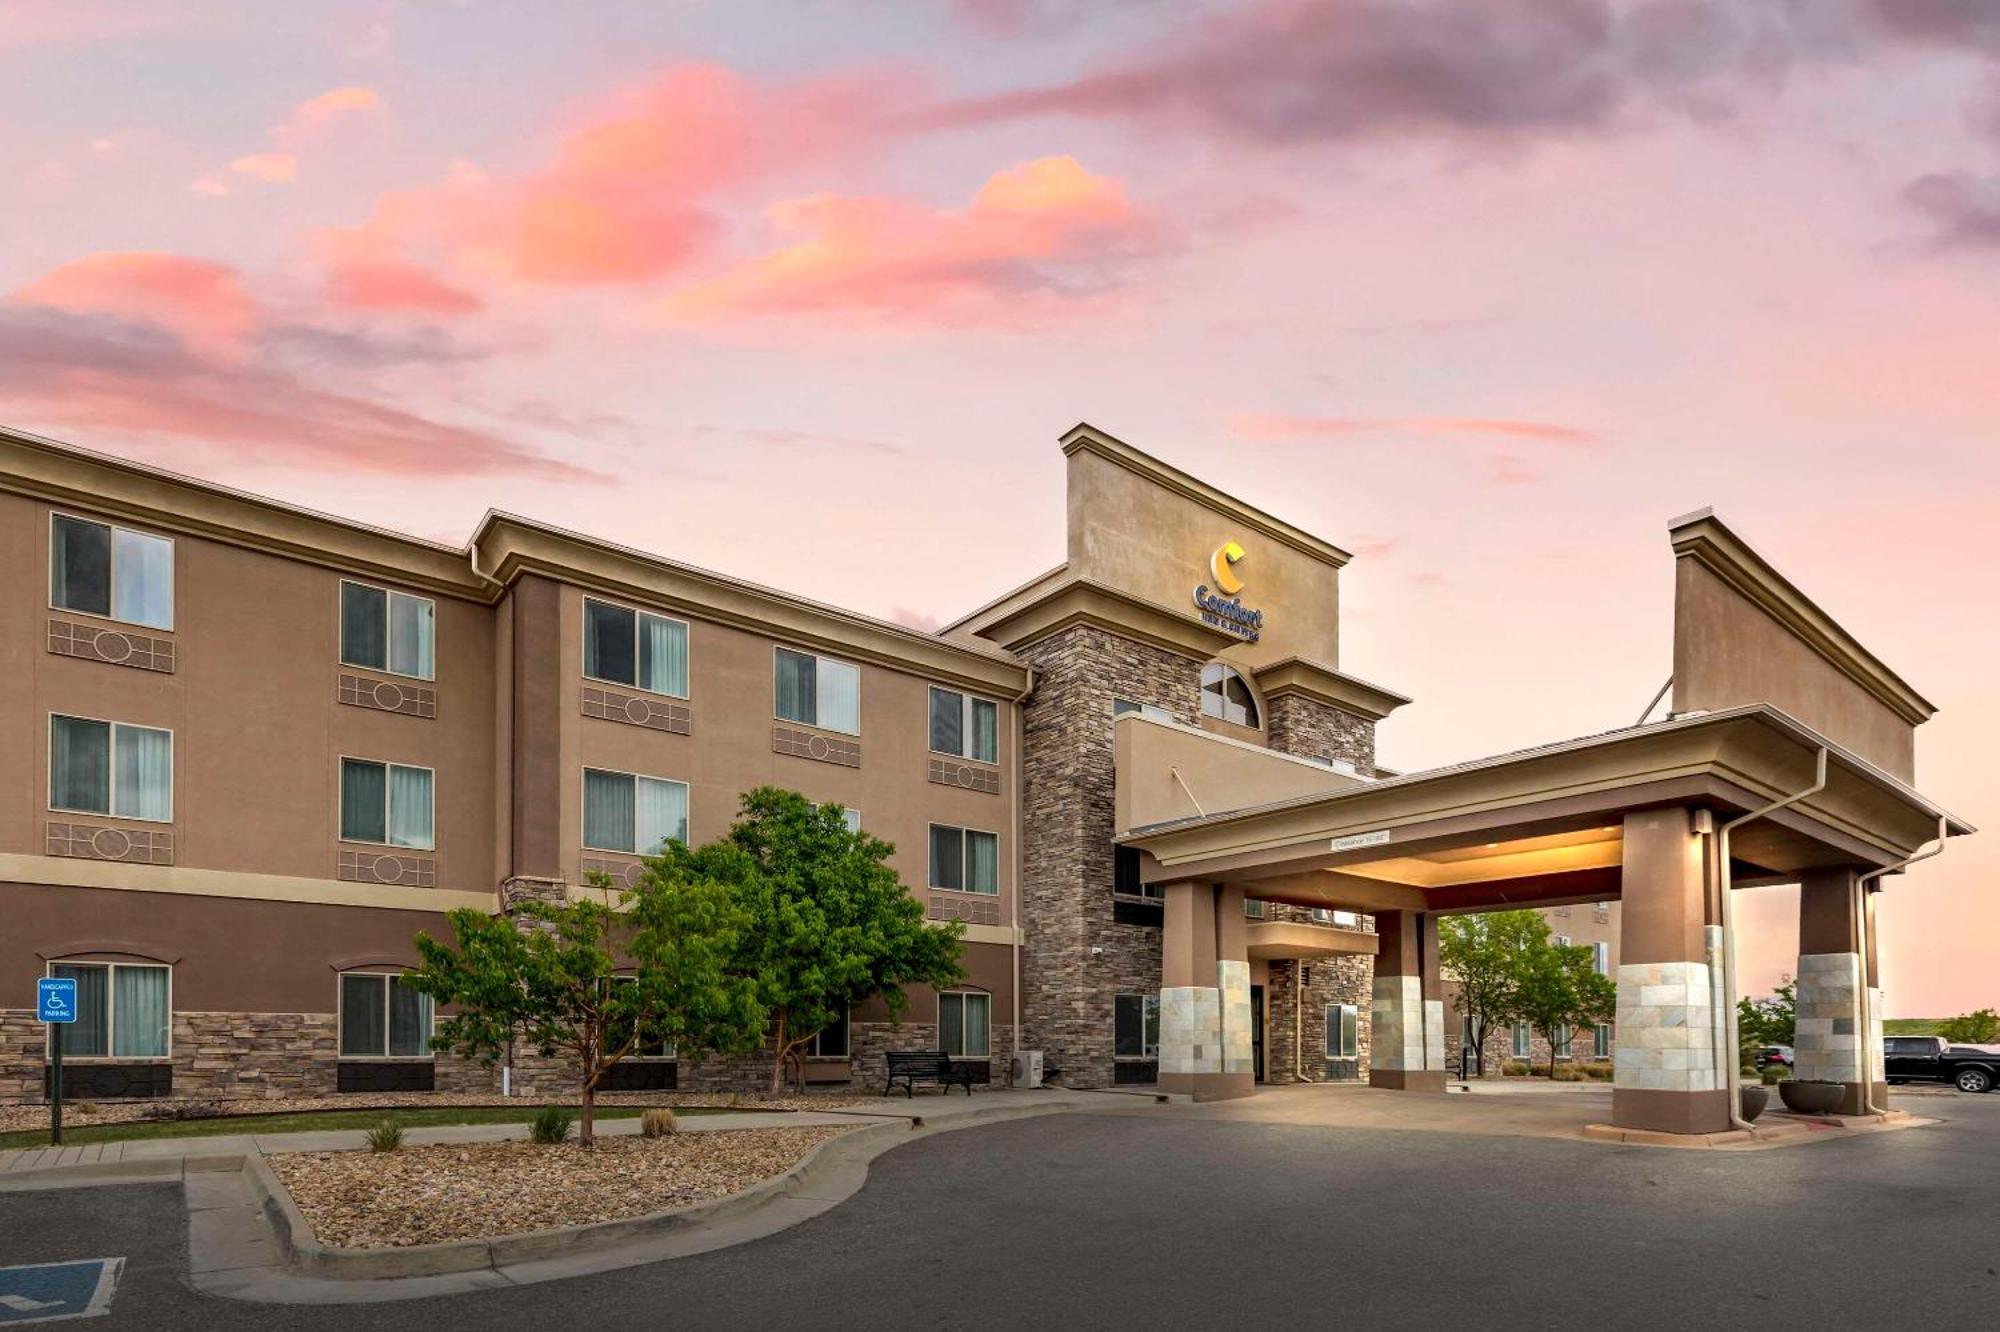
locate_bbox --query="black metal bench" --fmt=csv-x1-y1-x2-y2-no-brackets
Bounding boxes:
882,1050,987,1097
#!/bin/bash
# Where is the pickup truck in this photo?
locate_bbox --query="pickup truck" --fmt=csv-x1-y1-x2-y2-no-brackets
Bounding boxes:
1882,1036,1998,1093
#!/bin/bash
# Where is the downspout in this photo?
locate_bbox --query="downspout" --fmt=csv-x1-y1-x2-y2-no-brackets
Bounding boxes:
1854,817,1949,1115
1716,748,1828,1131
1295,968,1304,1083
1009,665,1034,1085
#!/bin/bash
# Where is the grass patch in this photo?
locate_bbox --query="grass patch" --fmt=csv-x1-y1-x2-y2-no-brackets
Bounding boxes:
0,1104,736,1150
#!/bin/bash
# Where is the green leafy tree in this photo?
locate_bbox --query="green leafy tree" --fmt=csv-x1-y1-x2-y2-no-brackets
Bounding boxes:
1439,910,1547,1076
657,787,967,1092
1514,936,1617,1078
406,866,764,1145
1938,1008,2000,1044
1737,978,1797,1052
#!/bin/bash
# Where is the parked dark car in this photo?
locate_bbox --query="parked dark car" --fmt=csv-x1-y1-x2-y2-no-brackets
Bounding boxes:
1754,1045,1794,1070
1883,1036,1997,1093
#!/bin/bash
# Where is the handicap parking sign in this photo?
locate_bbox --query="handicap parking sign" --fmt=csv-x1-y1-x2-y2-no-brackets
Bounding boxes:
0,1258,123,1324
36,979,76,1025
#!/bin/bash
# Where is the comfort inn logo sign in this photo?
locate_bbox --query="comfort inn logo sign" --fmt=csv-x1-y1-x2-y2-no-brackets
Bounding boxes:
1194,539,1264,642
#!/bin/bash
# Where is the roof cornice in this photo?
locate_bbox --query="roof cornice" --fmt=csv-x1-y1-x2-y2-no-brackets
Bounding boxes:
1252,656,1412,721
970,573,1239,661
474,513,1030,695
1061,422,1353,568
1670,508,1935,725
0,425,490,600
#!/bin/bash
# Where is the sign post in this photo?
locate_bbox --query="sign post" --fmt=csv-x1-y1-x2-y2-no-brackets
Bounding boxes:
37,978,77,1147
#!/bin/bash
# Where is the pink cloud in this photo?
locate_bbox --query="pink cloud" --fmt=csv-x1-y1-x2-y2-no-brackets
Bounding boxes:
318,63,901,301
667,156,1151,324
324,260,484,314
276,85,380,143
13,251,259,357
1229,413,1597,444
229,152,297,183
0,307,588,480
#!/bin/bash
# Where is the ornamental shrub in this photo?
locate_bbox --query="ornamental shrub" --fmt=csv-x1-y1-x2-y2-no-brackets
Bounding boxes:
529,1105,575,1145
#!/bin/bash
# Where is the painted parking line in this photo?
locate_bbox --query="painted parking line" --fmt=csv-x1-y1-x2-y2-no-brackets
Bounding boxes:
0,1259,123,1325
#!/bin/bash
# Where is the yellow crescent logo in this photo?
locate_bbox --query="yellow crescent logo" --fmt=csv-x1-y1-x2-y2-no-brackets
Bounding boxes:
1210,540,1246,595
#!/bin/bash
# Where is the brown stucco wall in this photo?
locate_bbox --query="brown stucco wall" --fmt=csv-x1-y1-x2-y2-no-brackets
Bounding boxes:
1064,442,1344,670
0,490,499,892
1673,558,1915,780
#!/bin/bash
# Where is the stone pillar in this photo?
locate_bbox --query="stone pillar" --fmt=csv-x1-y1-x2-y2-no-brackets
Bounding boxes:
1159,881,1255,1100
1613,807,1725,1134
1369,909,1445,1090
1796,867,1877,1115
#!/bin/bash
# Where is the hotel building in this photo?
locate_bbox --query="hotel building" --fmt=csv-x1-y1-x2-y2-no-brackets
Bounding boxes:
0,422,1965,1134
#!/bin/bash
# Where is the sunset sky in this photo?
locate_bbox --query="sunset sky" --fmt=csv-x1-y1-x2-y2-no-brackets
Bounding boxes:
5,1,1995,1015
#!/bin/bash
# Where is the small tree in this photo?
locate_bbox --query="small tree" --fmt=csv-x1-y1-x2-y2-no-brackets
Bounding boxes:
1514,936,1617,1078
407,867,764,1145
1737,978,1797,1052
660,787,966,1092
1439,910,1546,1076
1938,1008,2000,1044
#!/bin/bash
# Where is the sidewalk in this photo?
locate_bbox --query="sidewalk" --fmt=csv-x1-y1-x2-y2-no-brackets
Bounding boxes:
0,1088,1093,1185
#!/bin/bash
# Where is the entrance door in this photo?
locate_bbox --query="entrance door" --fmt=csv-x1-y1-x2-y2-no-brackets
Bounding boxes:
1250,984,1265,1083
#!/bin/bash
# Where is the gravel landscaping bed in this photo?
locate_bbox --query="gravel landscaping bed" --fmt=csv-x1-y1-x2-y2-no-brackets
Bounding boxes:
269,1125,852,1248
0,1088,887,1135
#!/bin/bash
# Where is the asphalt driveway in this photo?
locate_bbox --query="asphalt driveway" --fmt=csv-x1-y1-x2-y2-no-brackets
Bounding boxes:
2,1092,1995,1330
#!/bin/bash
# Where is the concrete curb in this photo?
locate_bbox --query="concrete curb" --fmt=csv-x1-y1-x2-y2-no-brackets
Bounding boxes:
204,1098,1079,1302
1579,1109,1934,1150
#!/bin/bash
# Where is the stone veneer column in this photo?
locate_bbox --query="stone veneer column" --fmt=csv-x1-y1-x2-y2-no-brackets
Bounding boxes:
1158,880,1255,1100
1369,909,1445,1090
1013,627,1203,1089
1262,694,1375,772
1614,807,1724,1134
1796,867,1879,1114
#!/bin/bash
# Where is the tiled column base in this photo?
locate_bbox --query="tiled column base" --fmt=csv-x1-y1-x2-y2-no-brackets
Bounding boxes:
1159,984,1251,1100
1795,952,1879,1114
1368,976,1445,1091
1613,960,1725,1133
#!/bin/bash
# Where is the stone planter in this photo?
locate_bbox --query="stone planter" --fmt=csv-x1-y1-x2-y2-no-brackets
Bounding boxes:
1779,1079,1846,1115
1739,1085,1768,1123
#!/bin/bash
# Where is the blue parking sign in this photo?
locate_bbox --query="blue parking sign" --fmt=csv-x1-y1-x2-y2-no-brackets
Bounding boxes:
36,978,76,1024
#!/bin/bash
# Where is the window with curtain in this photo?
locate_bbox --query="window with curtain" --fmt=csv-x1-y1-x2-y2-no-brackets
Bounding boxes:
339,758,433,849
338,973,433,1058
605,978,676,1059
774,648,859,734
339,581,435,681
1592,941,1610,975
583,598,689,697
1594,1023,1612,1058
1553,1024,1572,1058
1326,1004,1359,1058
582,768,688,854
1512,1022,1532,1057
809,1007,850,1058
939,991,991,1058
1115,993,1160,1058
1113,845,1161,899
50,716,172,821
928,825,998,894
50,962,169,1059
51,514,174,630
929,688,998,762
1199,662,1260,727
1112,698,1172,724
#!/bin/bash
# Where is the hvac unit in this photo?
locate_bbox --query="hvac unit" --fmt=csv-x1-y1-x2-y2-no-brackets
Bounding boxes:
1012,1050,1044,1089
